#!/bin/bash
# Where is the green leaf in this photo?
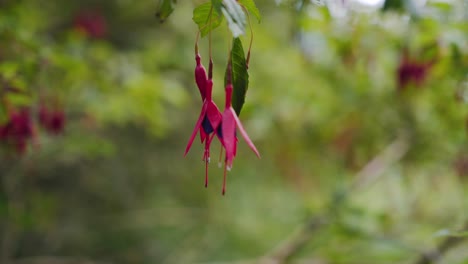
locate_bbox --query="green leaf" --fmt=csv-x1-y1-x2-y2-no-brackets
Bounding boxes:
211,0,223,13
238,0,261,22
382,0,404,12
155,0,177,23
6,93,32,107
193,2,223,37
0,61,19,79
226,38,249,115
221,0,246,38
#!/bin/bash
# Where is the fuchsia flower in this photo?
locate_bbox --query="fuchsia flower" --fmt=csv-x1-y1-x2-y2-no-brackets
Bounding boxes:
195,54,208,101
185,78,223,187
396,50,433,91
0,108,35,154
0,124,7,140
39,105,66,135
194,54,209,143
220,82,260,195
74,10,107,39
186,51,260,194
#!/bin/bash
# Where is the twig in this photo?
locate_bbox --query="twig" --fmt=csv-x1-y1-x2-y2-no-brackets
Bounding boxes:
414,221,468,264
260,217,327,264
262,135,410,263
350,135,409,191
13,256,111,264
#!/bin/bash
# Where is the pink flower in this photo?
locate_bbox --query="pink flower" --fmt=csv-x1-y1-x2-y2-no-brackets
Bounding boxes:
194,54,209,143
74,10,107,39
397,50,433,91
1,108,35,154
0,124,7,140
195,54,208,101
39,105,66,135
220,83,260,195
185,79,222,187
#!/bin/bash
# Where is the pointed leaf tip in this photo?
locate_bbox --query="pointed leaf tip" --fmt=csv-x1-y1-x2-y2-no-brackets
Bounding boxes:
156,0,176,23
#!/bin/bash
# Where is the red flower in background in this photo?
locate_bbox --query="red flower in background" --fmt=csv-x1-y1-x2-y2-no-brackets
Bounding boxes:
397,60,429,90
39,105,66,135
396,49,435,91
0,124,8,140
0,108,35,154
74,10,107,39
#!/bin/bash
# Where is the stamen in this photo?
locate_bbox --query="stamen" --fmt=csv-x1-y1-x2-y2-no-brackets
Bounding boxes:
218,145,224,168
222,161,227,195
205,158,209,188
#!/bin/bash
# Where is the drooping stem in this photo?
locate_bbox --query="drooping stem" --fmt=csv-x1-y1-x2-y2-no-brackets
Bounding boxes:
194,18,211,54
208,5,213,78
204,133,216,187
195,30,200,55
226,53,233,86
205,157,209,187
209,59,213,79
223,28,233,87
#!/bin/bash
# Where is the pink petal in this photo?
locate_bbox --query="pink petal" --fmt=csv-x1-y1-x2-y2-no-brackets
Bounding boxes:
195,58,207,100
200,128,206,143
206,100,222,131
184,103,208,156
222,110,237,163
230,108,260,158
234,136,238,157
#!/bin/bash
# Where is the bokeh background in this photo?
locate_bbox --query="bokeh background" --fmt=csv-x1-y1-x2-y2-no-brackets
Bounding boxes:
1,0,468,263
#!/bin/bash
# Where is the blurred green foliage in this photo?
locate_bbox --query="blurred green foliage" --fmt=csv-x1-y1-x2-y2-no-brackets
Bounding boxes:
0,0,468,263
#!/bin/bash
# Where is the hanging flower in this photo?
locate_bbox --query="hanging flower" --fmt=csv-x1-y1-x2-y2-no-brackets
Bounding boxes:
39,105,66,135
195,54,209,143
220,82,260,195
397,50,432,91
195,54,208,101
185,78,223,187
1,108,35,154
74,10,107,39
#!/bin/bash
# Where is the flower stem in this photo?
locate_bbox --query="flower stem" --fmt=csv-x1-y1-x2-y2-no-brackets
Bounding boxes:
208,5,213,78
205,157,209,188
195,30,200,55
